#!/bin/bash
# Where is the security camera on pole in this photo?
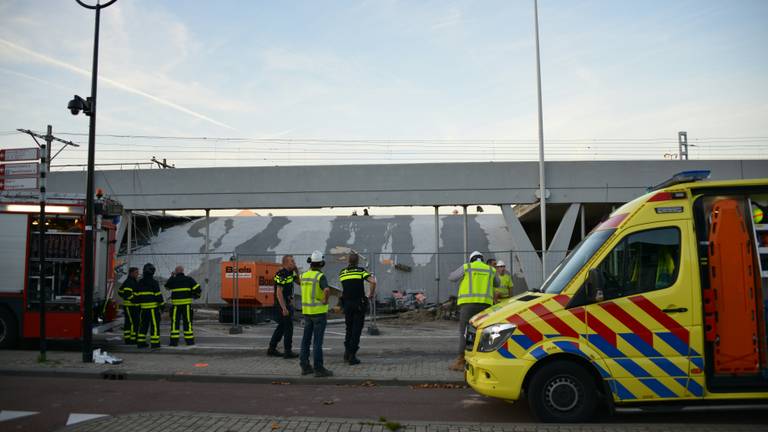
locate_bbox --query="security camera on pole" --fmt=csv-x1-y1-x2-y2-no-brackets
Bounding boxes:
68,0,118,363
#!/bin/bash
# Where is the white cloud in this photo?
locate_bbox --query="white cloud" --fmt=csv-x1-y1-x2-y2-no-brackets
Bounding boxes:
0,37,236,131
431,7,463,30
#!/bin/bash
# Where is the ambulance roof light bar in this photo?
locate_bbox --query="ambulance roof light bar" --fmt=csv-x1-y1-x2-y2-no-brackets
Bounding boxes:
648,170,711,192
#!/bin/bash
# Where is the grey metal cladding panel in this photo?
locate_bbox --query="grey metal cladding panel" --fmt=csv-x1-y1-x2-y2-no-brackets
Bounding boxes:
109,190,540,210
0,214,28,294
48,160,768,209
741,160,768,178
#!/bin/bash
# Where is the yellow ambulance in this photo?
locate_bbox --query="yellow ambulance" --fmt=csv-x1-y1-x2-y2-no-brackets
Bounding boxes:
464,171,768,422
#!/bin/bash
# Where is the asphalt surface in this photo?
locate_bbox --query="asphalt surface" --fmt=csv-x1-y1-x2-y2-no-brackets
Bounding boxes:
1,376,768,431
93,314,459,356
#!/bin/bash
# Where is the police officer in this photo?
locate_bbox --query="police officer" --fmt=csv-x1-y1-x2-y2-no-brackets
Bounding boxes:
135,263,164,349
447,251,499,371
299,251,333,377
339,252,376,365
165,265,202,346
268,255,300,358
117,267,140,344
494,260,514,302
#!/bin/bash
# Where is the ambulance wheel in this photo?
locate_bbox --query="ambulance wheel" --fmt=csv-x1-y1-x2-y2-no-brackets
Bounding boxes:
0,308,19,349
528,360,598,423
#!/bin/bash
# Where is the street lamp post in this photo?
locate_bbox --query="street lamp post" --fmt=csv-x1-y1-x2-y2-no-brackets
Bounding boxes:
70,0,117,363
533,0,547,283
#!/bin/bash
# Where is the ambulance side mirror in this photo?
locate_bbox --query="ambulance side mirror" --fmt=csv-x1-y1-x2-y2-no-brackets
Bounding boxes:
586,268,605,303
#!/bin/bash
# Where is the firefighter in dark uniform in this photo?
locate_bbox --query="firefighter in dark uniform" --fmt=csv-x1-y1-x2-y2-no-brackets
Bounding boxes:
135,263,164,349
117,267,140,344
339,252,376,365
267,255,301,358
164,265,202,346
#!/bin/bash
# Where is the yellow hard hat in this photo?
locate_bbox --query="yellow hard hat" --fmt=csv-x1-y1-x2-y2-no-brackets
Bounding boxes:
754,206,764,224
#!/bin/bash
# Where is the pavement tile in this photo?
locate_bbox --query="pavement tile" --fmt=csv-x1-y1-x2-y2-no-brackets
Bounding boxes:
0,349,463,385
55,412,768,432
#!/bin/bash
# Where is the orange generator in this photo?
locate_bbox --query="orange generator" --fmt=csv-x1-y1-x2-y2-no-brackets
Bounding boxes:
218,261,282,323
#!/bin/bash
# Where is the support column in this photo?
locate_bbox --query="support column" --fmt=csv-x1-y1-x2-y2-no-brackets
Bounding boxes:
434,206,440,302
580,205,586,240
500,205,543,290
204,209,211,305
546,203,581,275
126,210,132,268
462,205,468,261
114,210,128,261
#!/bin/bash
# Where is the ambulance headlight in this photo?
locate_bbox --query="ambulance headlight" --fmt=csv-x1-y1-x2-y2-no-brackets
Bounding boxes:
478,323,516,353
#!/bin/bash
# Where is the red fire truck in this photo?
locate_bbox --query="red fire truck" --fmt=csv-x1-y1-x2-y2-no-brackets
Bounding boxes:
0,191,123,347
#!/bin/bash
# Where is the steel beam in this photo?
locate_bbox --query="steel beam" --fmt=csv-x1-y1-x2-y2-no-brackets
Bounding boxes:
47,160,768,210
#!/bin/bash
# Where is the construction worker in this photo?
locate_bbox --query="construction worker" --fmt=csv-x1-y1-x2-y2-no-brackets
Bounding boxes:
494,260,513,303
135,263,164,349
339,252,377,365
299,250,333,377
447,251,499,371
268,255,301,358
165,265,202,346
117,267,140,344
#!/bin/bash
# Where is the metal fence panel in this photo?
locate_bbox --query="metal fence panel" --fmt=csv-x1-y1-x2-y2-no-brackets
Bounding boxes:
116,249,570,306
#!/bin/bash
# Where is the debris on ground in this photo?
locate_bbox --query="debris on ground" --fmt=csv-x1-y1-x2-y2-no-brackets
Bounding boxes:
395,309,438,323
93,349,123,365
384,421,402,431
271,381,290,385
371,417,402,431
322,400,335,405
436,296,459,321
271,421,281,430
194,363,209,368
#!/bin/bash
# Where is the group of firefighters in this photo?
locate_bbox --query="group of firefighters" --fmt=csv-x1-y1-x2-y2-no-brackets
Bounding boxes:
117,263,201,349
116,250,512,377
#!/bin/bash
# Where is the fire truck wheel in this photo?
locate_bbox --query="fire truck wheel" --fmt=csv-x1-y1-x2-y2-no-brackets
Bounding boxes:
0,308,19,349
527,360,598,423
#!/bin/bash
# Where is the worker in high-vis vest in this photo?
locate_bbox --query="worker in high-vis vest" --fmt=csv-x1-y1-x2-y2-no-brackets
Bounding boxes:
299,250,333,377
117,266,140,344
135,263,165,349
447,251,500,371
164,265,202,346
494,260,514,303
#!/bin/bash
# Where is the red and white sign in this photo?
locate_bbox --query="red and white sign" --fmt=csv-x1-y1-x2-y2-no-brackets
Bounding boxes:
0,163,39,177
0,148,40,162
0,177,39,191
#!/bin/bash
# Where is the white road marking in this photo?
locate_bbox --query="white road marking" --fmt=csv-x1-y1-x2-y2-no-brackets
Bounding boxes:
0,411,38,422
66,413,109,426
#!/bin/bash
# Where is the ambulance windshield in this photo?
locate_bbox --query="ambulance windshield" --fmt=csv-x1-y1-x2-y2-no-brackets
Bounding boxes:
540,228,616,294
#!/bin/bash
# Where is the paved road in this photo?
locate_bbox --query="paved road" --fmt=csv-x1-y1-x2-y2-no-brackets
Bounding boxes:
95,316,459,356
1,376,767,431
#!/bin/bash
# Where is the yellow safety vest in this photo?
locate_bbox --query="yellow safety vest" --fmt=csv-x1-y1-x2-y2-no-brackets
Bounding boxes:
457,261,495,306
630,247,676,289
301,269,328,315
495,273,513,300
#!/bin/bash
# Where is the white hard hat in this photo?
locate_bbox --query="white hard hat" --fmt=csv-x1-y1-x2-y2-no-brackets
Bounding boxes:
310,250,325,263
496,260,506,267
469,251,483,260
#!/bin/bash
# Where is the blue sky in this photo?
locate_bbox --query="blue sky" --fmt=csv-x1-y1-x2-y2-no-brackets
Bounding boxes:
0,0,766,167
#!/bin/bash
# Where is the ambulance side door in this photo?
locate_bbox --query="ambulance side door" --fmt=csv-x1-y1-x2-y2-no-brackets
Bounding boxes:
582,221,698,401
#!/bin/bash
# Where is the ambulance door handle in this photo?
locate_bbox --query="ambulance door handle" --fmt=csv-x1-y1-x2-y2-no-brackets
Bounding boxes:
662,307,687,314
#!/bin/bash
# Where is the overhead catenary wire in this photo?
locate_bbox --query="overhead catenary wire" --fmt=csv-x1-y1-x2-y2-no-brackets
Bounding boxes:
2,130,766,168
